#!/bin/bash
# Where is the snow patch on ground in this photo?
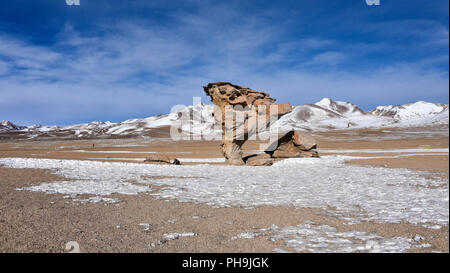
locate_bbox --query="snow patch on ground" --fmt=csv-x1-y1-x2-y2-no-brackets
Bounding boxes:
72,196,120,204
148,232,198,248
273,248,290,253
265,222,429,253
139,223,152,232
163,232,198,240
231,232,263,240
1,157,447,229
18,179,151,196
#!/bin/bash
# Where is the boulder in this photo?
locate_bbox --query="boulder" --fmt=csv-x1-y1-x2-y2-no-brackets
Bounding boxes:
292,131,317,151
204,82,292,165
144,154,181,165
265,130,319,158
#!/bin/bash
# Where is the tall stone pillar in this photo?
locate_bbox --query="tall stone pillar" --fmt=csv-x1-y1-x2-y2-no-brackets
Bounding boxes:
203,82,292,165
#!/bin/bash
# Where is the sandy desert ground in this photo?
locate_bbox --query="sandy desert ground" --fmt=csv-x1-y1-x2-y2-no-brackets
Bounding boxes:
0,127,448,253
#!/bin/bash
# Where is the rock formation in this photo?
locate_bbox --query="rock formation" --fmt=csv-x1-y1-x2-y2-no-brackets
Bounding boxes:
265,130,319,159
204,82,292,165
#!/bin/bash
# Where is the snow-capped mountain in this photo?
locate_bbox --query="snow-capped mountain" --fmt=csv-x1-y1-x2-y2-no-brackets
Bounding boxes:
273,98,394,131
315,98,366,116
370,101,448,125
102,103,218,137
1,104,219,139
1,99,448,139
0,120,26,132
273,99,449,131
371,101,447,119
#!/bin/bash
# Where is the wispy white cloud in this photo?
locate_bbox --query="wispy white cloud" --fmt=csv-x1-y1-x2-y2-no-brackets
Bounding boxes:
0,5,448,125
0,34,60,63
306,51,347,66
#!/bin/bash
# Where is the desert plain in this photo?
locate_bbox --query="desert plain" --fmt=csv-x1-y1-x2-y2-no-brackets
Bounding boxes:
0,126,448,253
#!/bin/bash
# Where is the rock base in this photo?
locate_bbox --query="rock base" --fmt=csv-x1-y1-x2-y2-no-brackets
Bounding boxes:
243,153,274,166
242,130,320,166
265,130,319,159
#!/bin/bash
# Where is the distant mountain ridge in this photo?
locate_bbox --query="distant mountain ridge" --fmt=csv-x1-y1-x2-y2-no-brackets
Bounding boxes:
1,99,448,139
0,120,26,132
273,99,449,132
371,101,448,119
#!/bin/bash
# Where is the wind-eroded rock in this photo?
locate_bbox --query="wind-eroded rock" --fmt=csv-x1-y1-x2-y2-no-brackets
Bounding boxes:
292,131,317,151
204,82,292,165
265,130,319,158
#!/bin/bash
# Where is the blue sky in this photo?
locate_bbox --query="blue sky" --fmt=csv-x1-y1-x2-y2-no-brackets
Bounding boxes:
0,0,448,125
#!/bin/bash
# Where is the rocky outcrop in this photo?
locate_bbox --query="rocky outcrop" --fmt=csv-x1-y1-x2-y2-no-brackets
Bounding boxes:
292,131,317,151
204,82,292,165
144,154,181,165
265,130,319,158
242,130,319,166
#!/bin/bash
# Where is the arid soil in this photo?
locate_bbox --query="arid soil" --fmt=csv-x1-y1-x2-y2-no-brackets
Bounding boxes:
0,128,448,253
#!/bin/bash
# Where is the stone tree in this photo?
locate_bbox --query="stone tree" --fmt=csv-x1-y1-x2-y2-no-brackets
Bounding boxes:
203,82,292,165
